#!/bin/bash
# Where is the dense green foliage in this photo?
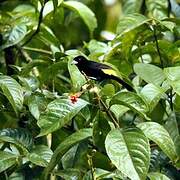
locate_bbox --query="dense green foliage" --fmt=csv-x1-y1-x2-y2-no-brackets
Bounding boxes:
0,0,180,179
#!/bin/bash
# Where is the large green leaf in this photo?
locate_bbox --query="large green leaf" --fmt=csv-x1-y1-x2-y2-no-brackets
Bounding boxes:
138,122,177,161
0,151,18,173
140,84,166,112
38,97,88,136
0,75,24,114
134,63,165,86
116,13,149,38
28,145,53,167
164,66,180,95
148,172,170,180
110,92,150,120
42,128,92,178
62,1,97,33
105,128,150,180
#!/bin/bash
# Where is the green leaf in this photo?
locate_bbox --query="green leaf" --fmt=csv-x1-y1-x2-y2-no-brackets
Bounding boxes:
28,93,48,120
137,122,177,161
116,13,149,38
105,128,150,180
164,114,180,156
0,136,28,155
0,151,17,173
62,1,97,33
110,92,150,120
0,75,24,114
140,83,166,111
1,23,27,50
164,66,180,95
55,168,82,179
93,111,111,152
148,172,171,180
68,58,86,91
0,128,33,150
146,0,168,19
134,63,165,86
122,0,144,14
28,145,53,167
38,97,88,136
42,128,92,178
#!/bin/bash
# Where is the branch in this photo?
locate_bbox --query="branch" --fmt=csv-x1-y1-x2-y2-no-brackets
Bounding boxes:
152,24,164,68
21,0,47,46
22,46,52,55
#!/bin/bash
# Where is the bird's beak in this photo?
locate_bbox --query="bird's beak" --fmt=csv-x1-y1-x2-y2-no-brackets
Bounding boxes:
71,60,78,65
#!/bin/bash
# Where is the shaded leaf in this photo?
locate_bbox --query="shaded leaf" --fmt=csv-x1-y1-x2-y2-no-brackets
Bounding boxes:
105,128,150,180
43,128,92,178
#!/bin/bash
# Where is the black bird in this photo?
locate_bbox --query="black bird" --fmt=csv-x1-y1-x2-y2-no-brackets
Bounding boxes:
72,56,133,91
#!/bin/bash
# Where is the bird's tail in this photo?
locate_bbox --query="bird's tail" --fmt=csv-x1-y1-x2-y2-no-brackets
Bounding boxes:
109,75,134,91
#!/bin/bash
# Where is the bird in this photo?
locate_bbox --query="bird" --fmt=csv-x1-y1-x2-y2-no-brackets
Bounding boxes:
72,55,134,91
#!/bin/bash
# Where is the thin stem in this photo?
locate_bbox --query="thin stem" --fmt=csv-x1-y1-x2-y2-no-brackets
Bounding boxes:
168,88,174,111
152,24,164,68
82,73,119,128
23,46,52,55
99,99,119,128
21,0,47,46
87,152,96,180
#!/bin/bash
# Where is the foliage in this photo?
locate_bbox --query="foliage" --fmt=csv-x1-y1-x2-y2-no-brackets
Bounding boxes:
0,0,180,179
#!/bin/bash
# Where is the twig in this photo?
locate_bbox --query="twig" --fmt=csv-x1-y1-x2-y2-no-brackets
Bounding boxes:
87,152,96,180
152,24,164,68
82,73,119,128
23,46,52,55
21,0,47,46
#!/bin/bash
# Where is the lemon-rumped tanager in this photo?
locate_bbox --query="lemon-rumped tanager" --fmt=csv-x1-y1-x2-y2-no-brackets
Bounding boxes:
72,56,133,91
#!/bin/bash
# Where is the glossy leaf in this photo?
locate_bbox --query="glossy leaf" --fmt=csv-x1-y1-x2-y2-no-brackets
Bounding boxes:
105,128,150,180
0,151,18,173
62,1,97,33
38,98,88,136
0,75,24,114
110,92,150,120
140,83,166,111
116,13,149,38
134,63,165,86
138,122,177,161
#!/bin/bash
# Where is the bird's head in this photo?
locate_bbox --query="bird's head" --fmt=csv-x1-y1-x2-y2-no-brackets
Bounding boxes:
72,56,87,66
